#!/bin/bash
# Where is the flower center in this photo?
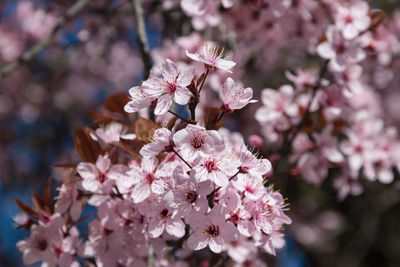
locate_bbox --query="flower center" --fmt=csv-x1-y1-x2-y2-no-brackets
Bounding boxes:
40,213,52,225
37,239,47,251
204,160,218,173
345,15,354,24
229,212,240,223
245,186,254,194
336,43,346,54
53,246,63,257
185,190,198,203
168,83,178,94
145,173,156,184
98,172,107,184
160,208,169,218
191,137,204,149
205,224,219,237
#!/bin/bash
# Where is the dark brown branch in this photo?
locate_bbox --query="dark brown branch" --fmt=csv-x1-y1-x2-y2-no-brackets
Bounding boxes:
277,59,329,163
0,0,91,82
131,0,152,80
172,148,192,169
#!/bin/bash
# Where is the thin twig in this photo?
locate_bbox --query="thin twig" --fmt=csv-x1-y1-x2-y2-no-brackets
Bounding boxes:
168,110,191,124
0,0,91,82
197,68,210,94
172,148,192,169
131,0,152,79
277,59,329,162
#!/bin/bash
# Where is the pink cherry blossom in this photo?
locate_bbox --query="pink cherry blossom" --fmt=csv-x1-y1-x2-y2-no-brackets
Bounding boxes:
186,205,239,253
143,59,195,115
191,149,240,187
124,85,156,114
186,43,236,72
219,77,256,113
77,154,127,195
173,124,224,161
334,1,371,40
140,128,173,157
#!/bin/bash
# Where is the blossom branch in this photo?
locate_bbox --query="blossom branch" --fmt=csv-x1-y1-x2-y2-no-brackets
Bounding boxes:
277,59,329,162
131,0,152,79
0,0,91,82
172,148,192,169
168,110,191,124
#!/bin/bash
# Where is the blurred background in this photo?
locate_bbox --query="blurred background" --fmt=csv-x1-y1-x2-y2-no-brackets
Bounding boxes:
1,0,400,266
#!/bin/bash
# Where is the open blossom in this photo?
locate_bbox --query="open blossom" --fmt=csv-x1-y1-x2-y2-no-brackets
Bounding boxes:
334,1,371,40
55,184,83,221
186,43,236,72
147,202,185,238
191,149,240,187
124,85,155,113
77,154,127,194
232,174,265,200
170,180,212,217
94,122,135,144
128,157,169,203
187,205,239,253
143,59,195,115
173,124,224,161
255,85,299,131
140,128,173,157
17,217,80,267
219,77,256,113
317,26,366,72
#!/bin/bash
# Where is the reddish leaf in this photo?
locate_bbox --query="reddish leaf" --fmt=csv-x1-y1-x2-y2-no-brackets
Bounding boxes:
43,178,52,206
74,126,101,163
134,117,156,141
369,10,386,31
119,139,145,156
32,192,46,212
88,111,114,123
204,107,223,130
15,198,39,218
104,92,130,115
51,163,77,168
187,80,197,95
166,117,177,130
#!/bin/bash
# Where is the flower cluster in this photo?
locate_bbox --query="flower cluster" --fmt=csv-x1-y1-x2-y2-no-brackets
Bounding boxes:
255,0,400,199
15,44,290,266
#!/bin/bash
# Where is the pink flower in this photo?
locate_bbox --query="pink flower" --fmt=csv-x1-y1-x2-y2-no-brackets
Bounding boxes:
148,202,186,238
128,157,170,203
171,180,212,217
285,68,318,91
186,43,236,72
317,26,366,72
187,205,239,253
219,77,256,113
255,85,299,131
191,150,240,187
143,59,195,115
334,1,371,40
140,128,173,157
17,217,79,267
173,124,224,161
55,184,83,221
223,190,255,237
94,122,135,144
77,154,126,194
124,85,156,113
238,145,272,178
232,174,265,200
334,169,363,200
